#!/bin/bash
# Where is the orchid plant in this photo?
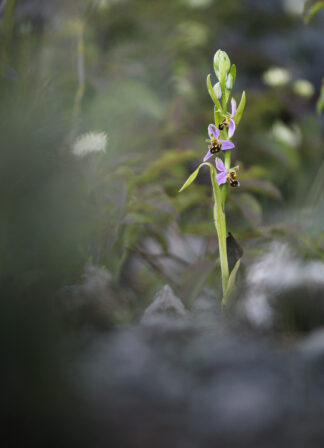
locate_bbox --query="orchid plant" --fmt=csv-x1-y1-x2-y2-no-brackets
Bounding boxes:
179,50,246,304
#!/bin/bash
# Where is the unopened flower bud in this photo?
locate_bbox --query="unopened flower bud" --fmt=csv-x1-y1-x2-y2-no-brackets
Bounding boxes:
213,82,222,99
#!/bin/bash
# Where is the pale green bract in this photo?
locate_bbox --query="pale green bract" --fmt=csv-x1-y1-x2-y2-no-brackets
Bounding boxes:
179,162,216,192
233,91,246,125
206,74,222,109
221,259,241,306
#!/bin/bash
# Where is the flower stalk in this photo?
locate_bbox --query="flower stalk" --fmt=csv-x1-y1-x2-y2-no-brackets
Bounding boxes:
210,166,229,293
179,49,246,301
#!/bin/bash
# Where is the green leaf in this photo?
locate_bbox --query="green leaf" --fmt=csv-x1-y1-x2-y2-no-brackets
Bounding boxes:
179,162,212,192
207,74,222,109
125,212,155,224
174,186,209,212
240,165,269,179
137,149,197,184
233,91,246,126
183,221,215,236
303,0,324,22
240,179,282,200
221,259,240,306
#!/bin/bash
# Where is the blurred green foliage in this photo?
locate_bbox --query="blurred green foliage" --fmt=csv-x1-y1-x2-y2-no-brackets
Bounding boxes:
0,0,323,317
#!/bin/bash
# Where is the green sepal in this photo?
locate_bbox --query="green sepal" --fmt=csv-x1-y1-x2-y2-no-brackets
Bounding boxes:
179,162,213,193
214,106,223,127
233,90,246,126
226,73,234,91
214,49,231,82
224,64,236,104
221,259,241,306
229,64,236,86
207,74,222,109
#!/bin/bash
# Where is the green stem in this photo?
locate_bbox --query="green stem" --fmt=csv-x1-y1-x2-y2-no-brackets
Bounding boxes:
221,87,226,111
210,167,229,294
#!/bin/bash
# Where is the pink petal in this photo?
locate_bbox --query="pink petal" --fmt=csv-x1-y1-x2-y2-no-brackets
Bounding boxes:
203,149,213,162
216,172,228,185
231,98,237,117
219,140,235,150
215,157,226,172
208,124,219,139
228,119,236,138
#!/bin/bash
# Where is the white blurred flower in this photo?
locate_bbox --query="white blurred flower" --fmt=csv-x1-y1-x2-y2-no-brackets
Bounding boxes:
181,0,212,7
271,121,301,147
293,79,315,98
262,67,291,87
72,132,107,157
282,0,304,15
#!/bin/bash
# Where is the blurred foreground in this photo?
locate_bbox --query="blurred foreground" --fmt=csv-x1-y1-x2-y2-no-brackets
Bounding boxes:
1,1,324,446
3,244,324,447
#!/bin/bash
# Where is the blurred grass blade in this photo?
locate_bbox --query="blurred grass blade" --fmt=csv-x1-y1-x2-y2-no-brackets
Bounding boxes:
303,0,324,22
240,179,282,200
179,259,216,307
138,149,197,184
232,193,262,226
316,78,324,114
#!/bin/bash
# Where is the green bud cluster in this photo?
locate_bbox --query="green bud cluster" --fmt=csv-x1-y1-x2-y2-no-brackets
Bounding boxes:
207,49,245,129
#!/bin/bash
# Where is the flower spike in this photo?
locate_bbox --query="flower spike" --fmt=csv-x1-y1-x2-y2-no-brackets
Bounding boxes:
179,49,246,299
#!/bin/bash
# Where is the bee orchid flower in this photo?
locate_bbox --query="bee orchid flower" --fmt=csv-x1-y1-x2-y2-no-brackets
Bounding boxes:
218,98,237,138
203,124,235,162
216,157,240,187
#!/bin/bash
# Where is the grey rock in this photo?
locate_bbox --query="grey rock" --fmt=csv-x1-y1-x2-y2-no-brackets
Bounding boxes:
236,243,324,333
141,285,187,324
56,264,121,329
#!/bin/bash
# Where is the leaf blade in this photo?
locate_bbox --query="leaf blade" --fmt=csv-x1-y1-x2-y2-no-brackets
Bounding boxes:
207,74,222,109
179,162,212,192
222,259,241,306
233,90,246,126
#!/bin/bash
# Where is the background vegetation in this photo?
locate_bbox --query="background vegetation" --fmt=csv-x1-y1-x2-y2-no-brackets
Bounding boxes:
1,0,323,323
